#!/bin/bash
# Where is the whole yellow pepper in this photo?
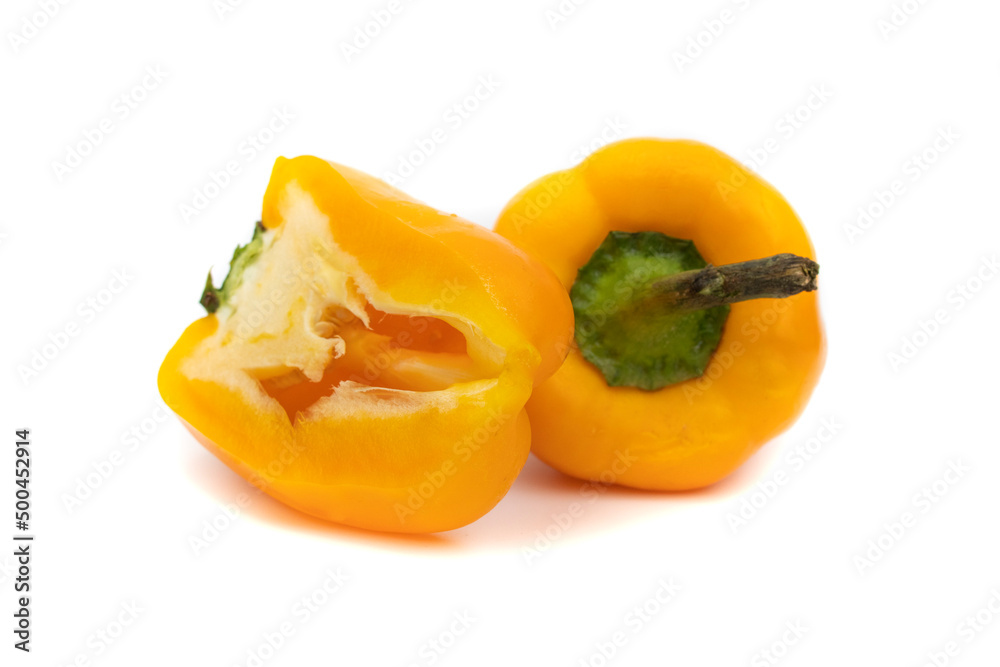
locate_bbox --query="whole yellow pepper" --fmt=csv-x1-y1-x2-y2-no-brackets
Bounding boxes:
159,156,573,533
495,139,826,491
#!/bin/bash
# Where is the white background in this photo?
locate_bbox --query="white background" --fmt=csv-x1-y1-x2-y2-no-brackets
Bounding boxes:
3,0,1000,665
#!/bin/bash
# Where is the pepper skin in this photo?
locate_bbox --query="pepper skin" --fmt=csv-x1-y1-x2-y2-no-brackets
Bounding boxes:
494,139,826,491
159,156,573,533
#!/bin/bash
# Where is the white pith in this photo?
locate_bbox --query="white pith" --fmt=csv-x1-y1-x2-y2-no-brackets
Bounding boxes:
180,181,500,418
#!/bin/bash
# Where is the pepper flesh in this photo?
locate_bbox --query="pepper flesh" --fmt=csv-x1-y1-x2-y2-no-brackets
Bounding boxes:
159,156,573,533
495,139,826,491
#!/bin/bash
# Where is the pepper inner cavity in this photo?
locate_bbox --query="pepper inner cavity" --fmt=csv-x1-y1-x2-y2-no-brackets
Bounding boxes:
256,303,486,421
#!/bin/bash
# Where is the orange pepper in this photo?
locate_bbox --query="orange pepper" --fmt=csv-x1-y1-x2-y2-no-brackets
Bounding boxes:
495,139,826,491
159,156,572,533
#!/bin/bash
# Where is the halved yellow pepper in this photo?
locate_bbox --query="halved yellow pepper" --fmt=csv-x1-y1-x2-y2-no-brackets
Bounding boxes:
159,156,573,533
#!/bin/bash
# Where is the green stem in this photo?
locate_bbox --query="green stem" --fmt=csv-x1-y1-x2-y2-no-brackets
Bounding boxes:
645,253,819,313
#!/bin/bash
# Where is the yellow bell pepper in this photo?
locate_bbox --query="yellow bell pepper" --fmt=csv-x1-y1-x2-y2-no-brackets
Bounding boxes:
159,156,573,533
495,139,826,491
